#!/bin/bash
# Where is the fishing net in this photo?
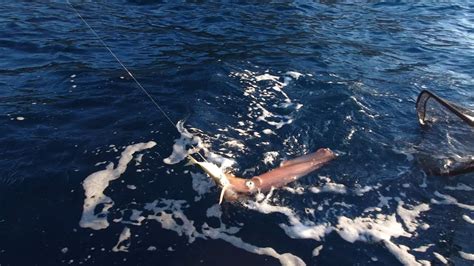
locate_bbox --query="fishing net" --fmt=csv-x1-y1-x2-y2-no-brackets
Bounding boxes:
415,90,474,176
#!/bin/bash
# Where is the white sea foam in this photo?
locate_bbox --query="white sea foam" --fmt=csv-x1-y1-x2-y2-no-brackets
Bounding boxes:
312,245,323,257
418,260,431,266
255,73,280,82
79,141,156,230
396,201,430,232
163,121,203,165
126,184,137,190
384,241,421,266
94,161,108,166
433,252,448,264
223,139,245,150
190,172,214,201
363,206,382,213
431,191,474,211
262,128,274,135
459,251,474,261
263,151,279,165
121,209,145,226
244,190,331,242
377,194,393,209
413,244,434,252
112,227,131,252
281,220,331,242
135,154,144,166
310,182,347,194
202,224,306,266
282,186,305,195
285,71,304,80
162,121,236,173
462,214,474,224
336,214,411,243
206,204,222,218
336,213,422,266
354,184,381,196
142,195,305,265
145,199,199,243
245,188,425,266
206,151,235,170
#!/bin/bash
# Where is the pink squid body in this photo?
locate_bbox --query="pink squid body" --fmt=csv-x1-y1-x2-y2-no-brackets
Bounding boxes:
225,148,336,199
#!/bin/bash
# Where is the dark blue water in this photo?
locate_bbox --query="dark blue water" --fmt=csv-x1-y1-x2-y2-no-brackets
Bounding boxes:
1,2,473,265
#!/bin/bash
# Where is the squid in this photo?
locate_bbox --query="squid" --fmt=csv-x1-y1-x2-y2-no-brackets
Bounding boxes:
187,148,336,203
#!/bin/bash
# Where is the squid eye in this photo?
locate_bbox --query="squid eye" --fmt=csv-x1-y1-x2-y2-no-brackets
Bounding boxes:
245,180,255,190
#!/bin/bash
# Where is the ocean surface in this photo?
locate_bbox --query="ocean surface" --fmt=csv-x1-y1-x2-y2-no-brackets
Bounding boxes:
1,1,473,265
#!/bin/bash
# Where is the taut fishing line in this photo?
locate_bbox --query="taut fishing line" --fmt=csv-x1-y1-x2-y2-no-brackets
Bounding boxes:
66,1,209,162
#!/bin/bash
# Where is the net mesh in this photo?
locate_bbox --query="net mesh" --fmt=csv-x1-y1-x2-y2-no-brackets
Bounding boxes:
415,90,474,176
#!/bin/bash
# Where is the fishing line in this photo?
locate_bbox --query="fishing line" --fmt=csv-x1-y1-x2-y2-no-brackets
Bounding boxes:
66,1,208,162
